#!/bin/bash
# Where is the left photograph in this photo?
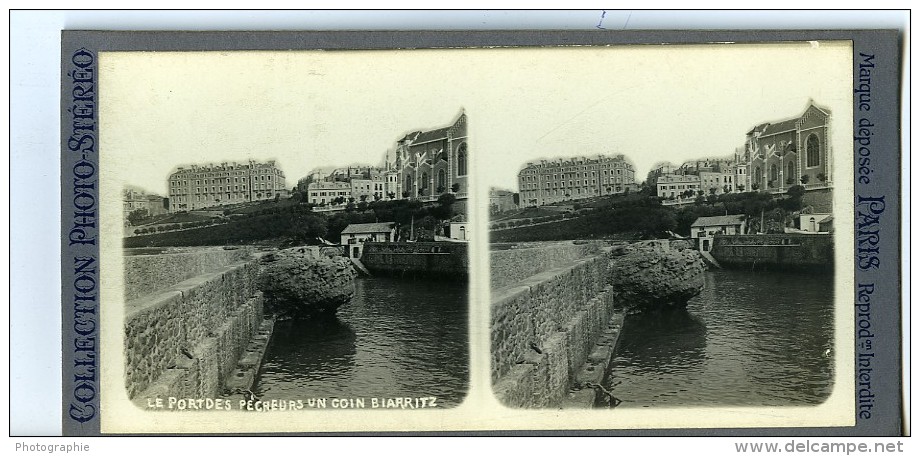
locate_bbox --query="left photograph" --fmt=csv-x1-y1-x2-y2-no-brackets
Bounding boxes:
105,51,470,413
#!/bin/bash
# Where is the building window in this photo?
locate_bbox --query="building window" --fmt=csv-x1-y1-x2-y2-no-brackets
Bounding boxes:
770,164,778,183
437,169,446,191
787,161,795,182
457,143,468,176
806,134,820,167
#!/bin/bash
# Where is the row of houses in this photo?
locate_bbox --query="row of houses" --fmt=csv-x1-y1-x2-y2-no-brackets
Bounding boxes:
651,100,833,202
305,110,469,207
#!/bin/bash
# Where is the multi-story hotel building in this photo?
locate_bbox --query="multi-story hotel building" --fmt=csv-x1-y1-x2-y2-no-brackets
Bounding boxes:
167,160,286,212
518,154,636,207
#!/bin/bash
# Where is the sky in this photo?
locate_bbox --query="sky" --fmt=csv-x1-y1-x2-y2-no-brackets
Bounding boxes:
100,42,852,195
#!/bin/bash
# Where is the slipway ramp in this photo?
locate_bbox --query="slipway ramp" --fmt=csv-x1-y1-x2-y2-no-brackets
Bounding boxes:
699,250,722,269
349,257,372,276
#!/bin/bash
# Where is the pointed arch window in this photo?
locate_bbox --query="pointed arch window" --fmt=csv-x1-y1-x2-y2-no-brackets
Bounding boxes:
457,143,468,176
806,134,820,167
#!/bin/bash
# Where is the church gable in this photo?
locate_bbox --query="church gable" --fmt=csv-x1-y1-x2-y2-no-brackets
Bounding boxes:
797,104,830,131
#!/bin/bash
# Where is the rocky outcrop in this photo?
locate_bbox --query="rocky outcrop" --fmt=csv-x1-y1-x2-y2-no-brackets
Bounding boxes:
257,248,356,320
606,240,706,314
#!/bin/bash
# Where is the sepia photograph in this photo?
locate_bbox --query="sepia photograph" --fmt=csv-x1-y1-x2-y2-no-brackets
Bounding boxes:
100,51,473,429
84,38,864,433
486,42,854,414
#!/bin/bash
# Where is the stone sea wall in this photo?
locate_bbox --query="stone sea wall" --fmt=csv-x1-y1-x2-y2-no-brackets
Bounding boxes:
124,259,265,401
491,242,621,408
489,241,602,289
711,233,834,270
123,247,253,301
361,241,468,278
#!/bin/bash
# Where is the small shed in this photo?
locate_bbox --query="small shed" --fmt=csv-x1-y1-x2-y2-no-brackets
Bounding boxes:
340,222,397,258
691,215,746,252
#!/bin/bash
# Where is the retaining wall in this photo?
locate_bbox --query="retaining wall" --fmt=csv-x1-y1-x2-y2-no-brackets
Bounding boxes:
491,242,621,408
361,241,468,278
123,247,253,301
711,233,834,270
124,259,265,401
489,241,602,289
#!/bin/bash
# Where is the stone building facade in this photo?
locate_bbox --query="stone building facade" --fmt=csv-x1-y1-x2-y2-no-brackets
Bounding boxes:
518,154,636,207
167,160,286,212
656,174,702,199
740,101,832,192
123,188,167,222
396,111,468,199
306,181,352,206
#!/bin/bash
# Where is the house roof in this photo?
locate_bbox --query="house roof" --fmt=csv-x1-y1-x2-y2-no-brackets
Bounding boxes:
341,222,396,234
691,215,745,228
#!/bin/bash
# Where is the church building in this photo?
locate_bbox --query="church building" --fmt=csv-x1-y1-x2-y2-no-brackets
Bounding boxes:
738,100,832,193
395,110,468,200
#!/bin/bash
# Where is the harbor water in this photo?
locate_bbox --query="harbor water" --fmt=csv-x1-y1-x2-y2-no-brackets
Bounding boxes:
254,277,469,407
605,269,835,407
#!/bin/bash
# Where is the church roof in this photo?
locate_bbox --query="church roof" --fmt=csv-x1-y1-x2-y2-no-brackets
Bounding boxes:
413,126,452,145
759,118,800,137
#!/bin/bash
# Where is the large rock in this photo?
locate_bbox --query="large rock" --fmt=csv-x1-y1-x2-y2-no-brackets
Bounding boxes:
257,247,356,320
607,240,706,314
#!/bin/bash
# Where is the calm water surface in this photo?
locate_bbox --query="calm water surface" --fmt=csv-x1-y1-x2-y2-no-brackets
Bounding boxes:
605,269,834,408
254,277,469,407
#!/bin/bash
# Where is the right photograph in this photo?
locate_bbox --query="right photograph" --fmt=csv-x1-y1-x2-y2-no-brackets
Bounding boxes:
487,42,849,410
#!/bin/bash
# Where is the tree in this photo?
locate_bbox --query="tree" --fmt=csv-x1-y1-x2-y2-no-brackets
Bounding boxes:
126,208,149,226
451,183,460,193
786,184,806,199
800,174,810,185
437,192,456,208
